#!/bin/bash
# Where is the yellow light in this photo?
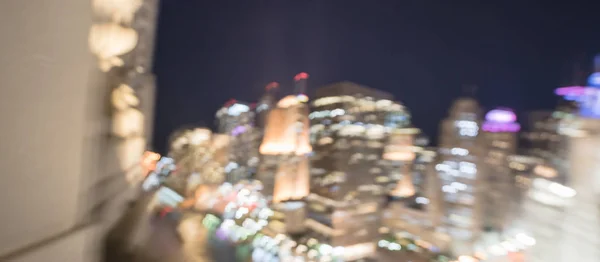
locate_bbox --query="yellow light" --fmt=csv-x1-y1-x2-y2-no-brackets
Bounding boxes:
534,165,557,178
383,151,415,161
297,94,309,103
458,255,479,262
92,0,143,24
113,108,144,138
260,108,311,155
390,175,416,198
89,23,138,72
111,84,139,110
277,95,301,108
116,136,146,174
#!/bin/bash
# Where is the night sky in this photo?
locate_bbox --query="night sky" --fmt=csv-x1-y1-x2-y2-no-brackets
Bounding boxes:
152,1,600,153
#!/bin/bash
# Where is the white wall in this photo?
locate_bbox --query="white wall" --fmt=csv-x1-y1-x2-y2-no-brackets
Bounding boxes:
0,0,104,257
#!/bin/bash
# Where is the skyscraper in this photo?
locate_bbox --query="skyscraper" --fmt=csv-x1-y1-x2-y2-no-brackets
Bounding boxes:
256,82,280,130
554,67,600,262
216,100,261,183
307,81,409,259
257,73,312,202
435,97,484,255
481,108,520,232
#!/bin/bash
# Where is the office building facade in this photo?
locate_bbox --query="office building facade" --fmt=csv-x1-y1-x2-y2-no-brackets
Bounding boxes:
435,98,484,255
307,81,409,258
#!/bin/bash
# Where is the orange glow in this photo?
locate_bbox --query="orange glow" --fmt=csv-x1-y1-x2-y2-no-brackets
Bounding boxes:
266,82,279,90
384,133,415,161
534,165,557,178
508,252,524,262
390,174,416,198
259,105,311,155
141,151,161,175
179,198,196,209
294,72,309,81
383,151,416,162
273,158,310,203
277,95,302,108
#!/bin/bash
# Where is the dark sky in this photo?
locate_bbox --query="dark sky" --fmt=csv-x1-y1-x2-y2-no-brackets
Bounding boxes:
152,0,600,153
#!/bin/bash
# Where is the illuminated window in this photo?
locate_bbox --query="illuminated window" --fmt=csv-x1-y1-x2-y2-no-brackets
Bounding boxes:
375,176,390,183
350,140,363,147
369,167,382,174
318,137,333,145
456,120,479,137
349,153,364,164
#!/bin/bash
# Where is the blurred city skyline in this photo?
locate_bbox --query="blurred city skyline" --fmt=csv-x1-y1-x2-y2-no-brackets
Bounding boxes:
152,1,600,153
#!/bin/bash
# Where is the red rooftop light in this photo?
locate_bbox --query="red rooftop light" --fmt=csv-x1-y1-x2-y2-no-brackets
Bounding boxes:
294,72,309,81
224,99,237,107
266,82,279,90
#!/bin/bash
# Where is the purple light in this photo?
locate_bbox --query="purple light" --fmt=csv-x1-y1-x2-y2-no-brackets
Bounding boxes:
555,86,587,99
483,108,520,133
215,228,228,240
482,122,521,133
485,109,516,123
231,125,247,136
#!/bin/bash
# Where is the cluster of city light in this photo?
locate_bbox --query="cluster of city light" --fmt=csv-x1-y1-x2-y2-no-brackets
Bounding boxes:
251,234,345,262
456,120,479,137
376,232,445,260
142,156,175,191
471,232,536,260
312,95,405,113
195,182,277,245
436,161,477,179
375,230,536,262
156,65,600,262
309,109,346,119
528,178,577,207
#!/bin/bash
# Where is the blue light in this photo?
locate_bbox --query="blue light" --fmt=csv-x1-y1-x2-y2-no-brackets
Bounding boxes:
587,72,600,87
580,88,600,118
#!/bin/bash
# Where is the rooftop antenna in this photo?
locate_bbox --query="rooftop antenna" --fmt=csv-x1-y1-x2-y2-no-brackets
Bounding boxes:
294,72,309,95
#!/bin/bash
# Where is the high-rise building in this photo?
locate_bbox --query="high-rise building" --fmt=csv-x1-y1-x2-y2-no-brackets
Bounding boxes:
435,97,484,255
257,74,312,237
256,82,280,130
553,66,600,261
382,139,452,254
480,108,520,232
167,128,230,193
0,0,159,260
259,95,312,202
216,100,261,183
557,118,600,261
257,73,312,202
516,60,600,262
307,81,409,259
216,100,254,134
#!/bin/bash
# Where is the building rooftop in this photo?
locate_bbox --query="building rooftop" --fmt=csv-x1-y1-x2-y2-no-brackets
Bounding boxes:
315,81,394,100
